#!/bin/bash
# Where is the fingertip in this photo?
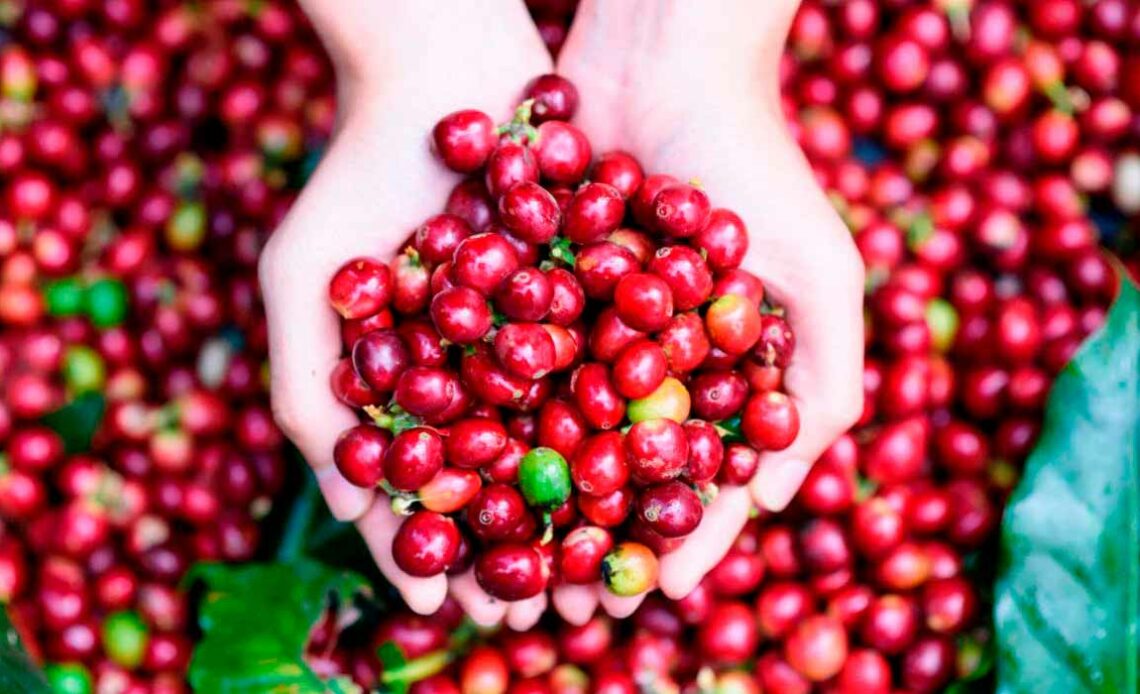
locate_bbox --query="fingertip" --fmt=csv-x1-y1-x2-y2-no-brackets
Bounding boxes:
751,457,811,512
506,593,548,631
450,570,508,627
315,466,375,521
599,589,646,619
552,584,600,626
658,486,751,599
400,575,449,616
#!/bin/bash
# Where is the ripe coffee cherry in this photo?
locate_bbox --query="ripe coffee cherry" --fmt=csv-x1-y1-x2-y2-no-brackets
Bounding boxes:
695,209,749,270
329,258,392,320
705,295,762,355
698,602,758,665
572,363,625,430
613,273,674,332
522,74,578,125
414,214,472,265
333,425,390,488
351,330,410,393
495,267,553,322
430,287,492,343
636,481,702,538
784,615,848,682
392,511,460,577
652,183,711,237
647,246,714,311
563,183,625,244
383,428,444,492
533,121,591,184
432,110,496,172
495,323,556,380
475,543,547,601
591,151,645,199
444,418,507,469
742,392,800,451
500,182,562,244
626,419,689,484
452,233,520,296
571,432,630,497
754,314,795,368
613,340,668,400
559,526,613,584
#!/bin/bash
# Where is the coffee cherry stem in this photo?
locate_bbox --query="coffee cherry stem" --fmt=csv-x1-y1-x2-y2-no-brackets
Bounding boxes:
696,482,719,506
363,404,421,435
497,99,540,145
380,649,452,688
389,493,419,516
715,417,744,442
541,512,554,545
548,236,576,268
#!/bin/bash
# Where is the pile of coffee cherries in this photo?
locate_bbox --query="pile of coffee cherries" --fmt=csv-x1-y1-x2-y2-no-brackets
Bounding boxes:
329,80,800,601
0,1,331,690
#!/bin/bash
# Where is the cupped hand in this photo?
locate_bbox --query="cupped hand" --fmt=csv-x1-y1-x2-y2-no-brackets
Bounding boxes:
555,0,865,603
259,0,557,629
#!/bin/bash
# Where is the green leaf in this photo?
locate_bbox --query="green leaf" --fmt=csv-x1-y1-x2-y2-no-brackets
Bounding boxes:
0,609,49,693
41,393,105,454
188,559,369,694
994,275,1140,694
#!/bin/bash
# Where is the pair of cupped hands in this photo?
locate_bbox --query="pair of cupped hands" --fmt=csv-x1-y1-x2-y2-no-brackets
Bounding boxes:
259,0,864,630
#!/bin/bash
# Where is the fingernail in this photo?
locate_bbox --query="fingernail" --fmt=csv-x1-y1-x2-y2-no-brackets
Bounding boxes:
754,458,811,512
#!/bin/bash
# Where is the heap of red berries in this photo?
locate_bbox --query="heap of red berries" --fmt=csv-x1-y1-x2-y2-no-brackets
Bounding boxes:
329,77,800,601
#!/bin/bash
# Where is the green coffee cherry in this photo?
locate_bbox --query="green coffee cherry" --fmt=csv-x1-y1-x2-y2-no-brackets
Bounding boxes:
63,345,106,395
84,278,128,328
45,663,92,694
44,278,85,317
518,447,571,510
102,610,148,669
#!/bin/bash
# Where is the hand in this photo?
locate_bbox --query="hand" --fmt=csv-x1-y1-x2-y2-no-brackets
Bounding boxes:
259,0,557,629
555,0,865,601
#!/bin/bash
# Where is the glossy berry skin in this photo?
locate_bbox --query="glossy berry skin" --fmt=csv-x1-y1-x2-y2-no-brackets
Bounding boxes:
483,141,540,197
445,418,507,469
591,151,645,199
652,183,711,237
329,258,392,319
571,432,630,497
333,425,391,488
563,183,625,244
395,367,457,417
742,392,800,451
525,74,579,123
572,364,626,431
382,428,445,492
755,314,795,368
612,340,668,400
495,267,552,322
495,323,556,380
695,209,749,270
392,511,460,577
626,419,689,484
351,330,410,393
432,110,497,173
533,121,591,184
559,526,613,584
475,543,547,601
601,542,658,596
784,615,848,682
453,233,520,296
466,484,528,541
415,214,472,264
636,481,702,538
647,246,714,311
705,294,762,355
613,273,674,332
698,602,759,665
430,287,492,343
500,182,562,244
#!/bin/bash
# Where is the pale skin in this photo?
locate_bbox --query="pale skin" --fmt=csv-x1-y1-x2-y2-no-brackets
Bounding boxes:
260,0,863,629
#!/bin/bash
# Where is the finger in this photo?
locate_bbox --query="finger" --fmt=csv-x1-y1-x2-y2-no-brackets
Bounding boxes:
599,588,647,619
506,593,548,632
658,485,752,599
449,570,508,627
552,584,601,626
260,241,374,522
357,499,448,615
